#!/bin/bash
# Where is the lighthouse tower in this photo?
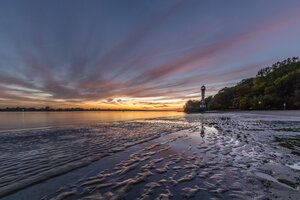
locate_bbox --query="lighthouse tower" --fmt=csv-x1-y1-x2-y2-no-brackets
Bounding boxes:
200,85,206,108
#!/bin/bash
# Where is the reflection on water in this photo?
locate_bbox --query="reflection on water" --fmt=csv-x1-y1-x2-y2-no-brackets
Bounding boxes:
200,124,205,138
200,118,205,138
0,111,183,131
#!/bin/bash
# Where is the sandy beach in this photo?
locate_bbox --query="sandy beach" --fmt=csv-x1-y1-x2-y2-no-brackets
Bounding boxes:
241,110,300,117
0,111,299,200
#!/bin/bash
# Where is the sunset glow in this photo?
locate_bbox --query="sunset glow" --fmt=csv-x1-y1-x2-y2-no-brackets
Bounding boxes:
1,0,300,110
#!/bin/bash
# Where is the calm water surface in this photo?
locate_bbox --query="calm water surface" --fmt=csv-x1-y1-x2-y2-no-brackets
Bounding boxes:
0,111,183,131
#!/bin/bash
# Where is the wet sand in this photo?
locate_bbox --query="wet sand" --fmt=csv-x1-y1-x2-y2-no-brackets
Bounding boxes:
1,112,299,199
243,110,300,117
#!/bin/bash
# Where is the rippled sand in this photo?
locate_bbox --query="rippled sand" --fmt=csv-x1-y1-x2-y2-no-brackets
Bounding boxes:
1,112,299,199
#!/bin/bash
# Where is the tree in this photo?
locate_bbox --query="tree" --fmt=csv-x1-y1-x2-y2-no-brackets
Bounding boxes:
184,57,300,112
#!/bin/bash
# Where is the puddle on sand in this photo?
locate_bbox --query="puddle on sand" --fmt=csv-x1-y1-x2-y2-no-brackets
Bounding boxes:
286,162,300,170
254,172,297,190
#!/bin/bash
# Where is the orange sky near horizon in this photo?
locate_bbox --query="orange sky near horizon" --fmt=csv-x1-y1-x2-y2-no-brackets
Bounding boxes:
0,94,198,110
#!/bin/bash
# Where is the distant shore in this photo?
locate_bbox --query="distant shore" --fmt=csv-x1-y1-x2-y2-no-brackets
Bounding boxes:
0,108,178,112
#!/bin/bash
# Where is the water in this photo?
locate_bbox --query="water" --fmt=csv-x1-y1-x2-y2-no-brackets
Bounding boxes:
0,111,183,131
0,111,299,199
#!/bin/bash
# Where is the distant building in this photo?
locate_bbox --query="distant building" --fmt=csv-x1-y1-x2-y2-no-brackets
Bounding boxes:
200,85,206,108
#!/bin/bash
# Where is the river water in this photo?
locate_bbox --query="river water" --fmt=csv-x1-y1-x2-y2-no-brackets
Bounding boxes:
0,111,183,131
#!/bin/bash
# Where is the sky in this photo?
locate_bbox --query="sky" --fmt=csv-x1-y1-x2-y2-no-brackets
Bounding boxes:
0,0,300,110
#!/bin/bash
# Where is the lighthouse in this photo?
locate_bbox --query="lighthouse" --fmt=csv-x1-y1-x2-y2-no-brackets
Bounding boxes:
200,85,206,108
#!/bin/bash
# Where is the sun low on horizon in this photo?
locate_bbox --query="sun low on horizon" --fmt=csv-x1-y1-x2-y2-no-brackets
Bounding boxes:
1,0,300,110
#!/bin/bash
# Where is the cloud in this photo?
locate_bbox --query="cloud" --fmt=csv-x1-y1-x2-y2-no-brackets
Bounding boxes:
0,1,299,108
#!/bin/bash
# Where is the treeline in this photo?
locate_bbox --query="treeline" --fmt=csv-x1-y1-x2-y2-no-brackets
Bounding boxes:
184,57,300,112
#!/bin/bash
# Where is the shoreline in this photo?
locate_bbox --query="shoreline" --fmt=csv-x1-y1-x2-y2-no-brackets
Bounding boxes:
188,110,300,117
240,110,300,117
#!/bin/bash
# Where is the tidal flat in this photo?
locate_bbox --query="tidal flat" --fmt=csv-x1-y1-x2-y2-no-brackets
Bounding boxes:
0,111,299,200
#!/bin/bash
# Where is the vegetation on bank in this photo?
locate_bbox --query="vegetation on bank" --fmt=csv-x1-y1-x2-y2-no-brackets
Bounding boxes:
184,57,300,112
